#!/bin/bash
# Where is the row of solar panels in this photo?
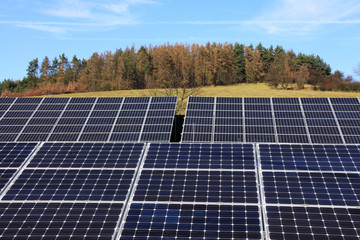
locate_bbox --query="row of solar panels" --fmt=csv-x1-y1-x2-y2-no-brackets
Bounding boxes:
183,96,360,144
0,142,359,239
0,97,177,143
2,96,360,144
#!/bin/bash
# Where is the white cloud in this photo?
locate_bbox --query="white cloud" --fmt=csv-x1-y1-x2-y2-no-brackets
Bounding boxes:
15,23,67,34
254,0,360,34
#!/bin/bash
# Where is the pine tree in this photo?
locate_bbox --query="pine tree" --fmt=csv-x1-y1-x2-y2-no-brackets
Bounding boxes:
234,43,246,83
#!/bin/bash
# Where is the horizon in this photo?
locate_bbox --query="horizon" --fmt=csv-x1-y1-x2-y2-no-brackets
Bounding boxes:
1,0,360,81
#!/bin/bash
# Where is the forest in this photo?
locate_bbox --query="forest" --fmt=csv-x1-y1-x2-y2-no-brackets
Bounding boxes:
1,42,359,97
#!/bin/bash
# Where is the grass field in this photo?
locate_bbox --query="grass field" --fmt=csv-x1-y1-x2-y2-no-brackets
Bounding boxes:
40,83,360,98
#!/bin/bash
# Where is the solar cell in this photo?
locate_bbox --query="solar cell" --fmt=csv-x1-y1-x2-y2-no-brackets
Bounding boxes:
143,143,255,169
259,144,360,172
266,206,360,240
121,203,262,240
28,143,143,168
0,98,16,104
42,97,70,104
133,169,257,203
0,169,17,191
0,202,123,240
263,171,360,206
3,169,135,201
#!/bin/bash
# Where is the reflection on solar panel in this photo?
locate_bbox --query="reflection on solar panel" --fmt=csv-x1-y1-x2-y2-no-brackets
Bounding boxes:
118,143,263,239
183,97,360,144
0,96,177,142
121,203,262,239
259,143,360,239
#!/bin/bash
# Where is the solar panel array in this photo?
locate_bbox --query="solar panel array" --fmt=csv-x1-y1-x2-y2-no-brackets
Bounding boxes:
0,97,177,143
1,96,360,239
183,96,360,144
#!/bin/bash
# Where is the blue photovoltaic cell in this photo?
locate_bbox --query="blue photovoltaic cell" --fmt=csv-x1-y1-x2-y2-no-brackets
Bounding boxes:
140,133,170,142
69,97,96,103
266,206,360,240
124,97,150,103
42,97,70,104
121,203,261,240
0,142,37,168
188,96,215,103
96,97,123,103
0,169,17,191
0,98,16,104
143,143,255,169
14,98,42,104
27,142,144,169
0,202,123,240
133,170,258,203
260,144,360,171
263,171,360,206
3,169,135,201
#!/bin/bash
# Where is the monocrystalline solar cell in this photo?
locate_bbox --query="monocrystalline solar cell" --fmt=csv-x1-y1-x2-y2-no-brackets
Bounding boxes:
42,97,70,104
0,202,123,240
124,97,150,103
140,133,170,142
266,206,360,240
216,97,243,103
259,144,360,172
38,104,66,111
330,97,359,104
0,143,36,167
214,134,243,142
0,98,16,104
96,97,123,103
0,169,17,191
121,203,262,240
28,143,143,168
151,96,177,103
48,133,80,141
78,133,110,142
272,98,299,104
181,133,212,142
93,104,121,110
144,143,254,169
263,171,360,206
15,98,42,104
69,98,96,103
133,170,258,203
3,169,135,201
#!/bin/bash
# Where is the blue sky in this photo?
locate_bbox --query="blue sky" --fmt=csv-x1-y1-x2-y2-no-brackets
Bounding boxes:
1,0,360,81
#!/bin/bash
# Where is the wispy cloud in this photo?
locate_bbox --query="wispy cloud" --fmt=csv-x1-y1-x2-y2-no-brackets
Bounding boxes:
6,0,159,34
253,0,360,34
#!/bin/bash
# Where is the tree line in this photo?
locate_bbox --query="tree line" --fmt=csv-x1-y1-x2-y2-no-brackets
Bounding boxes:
1,42,359,97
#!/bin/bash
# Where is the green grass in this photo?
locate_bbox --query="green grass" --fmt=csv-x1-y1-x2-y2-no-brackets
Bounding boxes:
39,83,360,98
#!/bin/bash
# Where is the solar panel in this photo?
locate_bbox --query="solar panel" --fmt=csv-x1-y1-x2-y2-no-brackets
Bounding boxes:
0,97,177,143
182,97,360,144
259,143,360,239
121,203,262,239
117,143,262,238
330,98,360,144
28,142,144,168
0,202,123,240
266,206,360,240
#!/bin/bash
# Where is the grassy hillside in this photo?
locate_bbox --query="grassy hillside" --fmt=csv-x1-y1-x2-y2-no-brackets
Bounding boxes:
39,83,360,98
